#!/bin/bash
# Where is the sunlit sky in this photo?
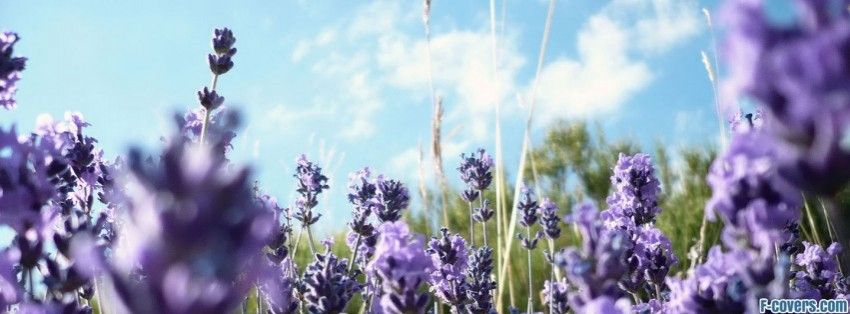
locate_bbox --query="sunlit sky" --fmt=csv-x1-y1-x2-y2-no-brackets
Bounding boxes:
1,0,733,233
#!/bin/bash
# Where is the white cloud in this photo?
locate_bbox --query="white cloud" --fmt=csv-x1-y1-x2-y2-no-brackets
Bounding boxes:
291,27,339,63
531,0,700,123
534,15,652,121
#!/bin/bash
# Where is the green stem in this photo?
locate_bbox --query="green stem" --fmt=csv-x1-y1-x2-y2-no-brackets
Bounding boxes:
347,233,362,273
468,201,475,247
305,225,317,256
526,228,533,314
803,195,823,245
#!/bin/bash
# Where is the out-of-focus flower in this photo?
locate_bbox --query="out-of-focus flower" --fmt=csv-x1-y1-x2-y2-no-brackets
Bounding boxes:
427,228,469,307
293,154,329,227
0,31,27,110
465,246,495,314
0,251,20,308
632,225,677,288
558,202,632,311
175,107,239,161
721,0,850,195
367,221,432,314
605,153,661,226
581,296,632,314
707,128,801,253
300,243,361,313
259,258,299,314
539,198,561,239
106,138,273,314
374,176,409,223
665,246,791,314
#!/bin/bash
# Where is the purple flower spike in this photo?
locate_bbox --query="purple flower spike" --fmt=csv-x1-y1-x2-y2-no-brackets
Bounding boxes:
541,278,570,314
539,198,561,239
516,185,538,228
208,28,237,76
293,154,329,227
107,138,274,314
367,221,432,314
374,175,410,223
0,31,27,110
458,148,494,194
605,153,661,226
472,199,495,223
721,0,850,195
793,241,843,299
197,87,224,111
301,244,362,313
465,246,496,314
212,28,236,55
427,228,469,307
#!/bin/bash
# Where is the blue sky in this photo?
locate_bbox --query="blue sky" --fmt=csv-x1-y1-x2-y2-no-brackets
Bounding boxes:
1,0,727,234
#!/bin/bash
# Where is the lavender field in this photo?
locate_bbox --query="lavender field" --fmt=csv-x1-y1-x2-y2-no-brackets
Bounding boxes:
3,0,850,313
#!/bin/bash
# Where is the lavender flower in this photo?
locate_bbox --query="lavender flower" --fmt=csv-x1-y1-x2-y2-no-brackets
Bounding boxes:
374,175,410,223
208,28,236,75
465,246,496,314
106,138,274,314
301,243,362,313
472,199,495,224
458,148,494,200
176,107,239,160
0,251,19,308
558,202,632,311
605,153,661,226
427,228,469,308
0,31,26,110
665,246,791,314
367,221,432,314
541,278,570,314
346,168,377,271
293,154,329,227
538,198,561,239
706,129,801,253
632,225,677,290
792,241,843,300
259,258,300,314
721,0,850,195
581,297,632,314
516,186,538,228
197,87,224,111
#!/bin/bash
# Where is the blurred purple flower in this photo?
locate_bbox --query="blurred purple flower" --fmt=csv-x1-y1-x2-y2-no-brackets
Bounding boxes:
472,199,495,224
721,0,850,195
367,221,432,314
197,87,224,111
557,202,632,311
106,138,273,314
605,153,661,226
0,250,20,308
0,31,26,110
259,258,299,314
707,129,801,253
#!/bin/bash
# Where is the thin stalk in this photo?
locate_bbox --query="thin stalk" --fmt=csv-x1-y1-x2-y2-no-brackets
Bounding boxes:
347,233,362,273
525,228,534,314
818,197,837,244
305,225,317,256
256,285,263,314
822,198,847,273
546,238,561,280
548,268,554,314
489,0,505,305
479,189,488,247
497,0,555,308
198,74,220,145
468,201,475,246
290,227,304,261
94,276,107,314
803,195,823,245
695,213,709,265
27,268,35,300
